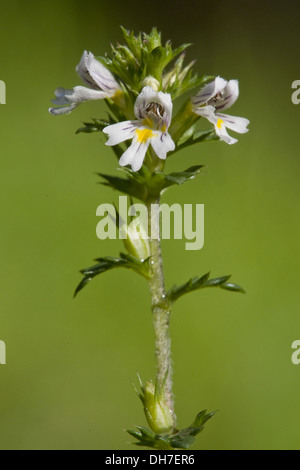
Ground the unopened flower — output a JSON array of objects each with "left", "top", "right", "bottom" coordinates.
[
  {"left": 192, "top": 77, "right": 249, "bottom": 145},
  {"left": 103, "top": 86, "right": 175, "bottom": 172},
  {"left": 49, "top": 51, "right": 122, "bottom": 115},
  {"left": 119, "top": 210, "right": 150, "bottom": 261},
  {"left": 141, "top": 76, "right": 160, "bottom": 91},
  {"left": 141, "top": 381, "right": 174, "bottom": 435}
]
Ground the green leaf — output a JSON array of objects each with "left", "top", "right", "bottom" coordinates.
[
  {"left": 135, "top": 426, "right": 156, "bottom": 441},
  {"left": 127, "top": 426, "right": 172, "bottom": 449},
  {"left": 98, "top": 172, "right": 146, "bottom": 200},
  {"left": 74, "top": 253, "right": 150, "bottom": 297},
  {"left": 220, "top": 282, "right": 246, "bottom": 293},
  {"left": 75, "top": 117, "right": 128, "bottom": 159},
  {"left": 171, "top": 43, "right": 193, "bottom": 61},
  {"left": 167, "top": 273, "right": 245, "bottom": 304},
  {"left": 176, "top": 124, "right": 197, "bottom": 147},
  {"left": 204, "top": 275, "right": 232, "bottom": 287},
  {"left": 166, "top": 69, "right": 215, "bottom": 100},
  {"left": 100, "top": 27, "right": 200, "bottom": 96},
  {"left": 75, "top": 119, "right": 110, "bottom": 135},
  {"left": 174, "top": 129, "right": 219, "bottom": 153},
  {"left": 162, "top": 165, "right": 205, "bottom": 188},
  {"left": 98, "top": 165, "right": 204, "bottom": 202},
  {"left": 127, "top": 410, "right": 215, "bottom": 450},
  {"left": 145, "top": 41, "right": 191, "bottom": 81},
  {"left": 167, "top": 273, "right": 210, "bottom": 303},
  {"left": 120, "top": 26, "right": 143, "bottom": 61},
  {"left": 193, "top": 410, "right": 216, "bottom": 428},
  {"left": 169, "top": 410, "right": 216, "bottom": 449}
]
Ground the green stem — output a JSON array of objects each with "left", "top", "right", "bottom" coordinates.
[{"left": 146, "top": 197, "right": 176, "bottom": 425}]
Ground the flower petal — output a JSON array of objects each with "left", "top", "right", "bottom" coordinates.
[
  {"left": 214, "top": 121, "right": 238, "bottom": 145},
  {"left": 134, "top": 86, "right": 173, "bottom": 129},
  {"left": 217, "top": 113, "right": 250, "bottom": 134},
  {"left": 192, "top": 104, "right": 216, "bottom": 120},
  {"left": 215, "top": 80, "right": 239, "bottom": 111},
  {"left": 56, "top": 86, "right": 108, "bottom": 104},
  {"left": 76, "top": 51, "right": 119, "bottom": 93},
  {"left": 119, "top": 138, "right": 150, "bottom": 172},
  {"left": 49, "top": 86, "right": 108, "bottom": 115},
  {"left": 51, "top": 87, "right": 74, "bottom": 105},
  {"left": 49, "top": 103, "right": 78, "bottom": 115},
  {"left": 191, "top": 76, "right": 228, "bottom": 107},
  {"left": 103, "top": 121, "right": 140, "bottom": 146},
  {"left": 150, "top": 132, "right": 175, "bottom": 160}
]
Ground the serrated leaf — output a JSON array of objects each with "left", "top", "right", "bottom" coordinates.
[
  {"left": 167, "top": 272, "right": 210, "bottom": 303},
  {"left": 127, "top": 409, "right": 215, "bottom": 450},
  {"left": 126, "top": 429, "right": 145, "bottom": 441},
  {"left": 174, "top": 129, "right": 218, "bottom": 153},
  {"left": 76, "top": 118, "right": 127, "bottom": 160},
  {"left": 169, "top": 434, "right": 196, "bottom": 449},
  {"left": 135, "top": 425, "right": 156, "bottom": 440},
  {"left": 120, "top": 26, "right": 143, "bottom": 61},
  {"left": 176, "top": 124, "right": 197, "bottom": 147},
  {"left": 167, "top": 273, "right": 245, "bottom": 304},
  {"left": 171, "top": 43, "right": 192, "bottom": 61},
  {"left": 126, "top": 427, "right": 172, "bottom": 450},
  {"left": 75, "top": 119, "right": 110, "bottom": 135},
  {"left": 74, "top": 253, "right": 150, "bottom": 297},
  {"left": 162, "top": 165, "right": 205, "bottom": 187},
  {"left": 220, "top": 282, "right": 246, "bottom": 293},
  {"left": 193, "top": 410, "right": 216, "bottom": 428},
  {"left": 169, "top": 410, "right": 215, "bottom": 449},
  {"left": 98, "top": 165, "right": 204, "bottom": 202},
  {"left": 204, "top": 275, "right": 231, "bottom": 287},
  {"left": 98, "top": 173, "right": 146, "bottom": 200},
  {"left": 168, "top": 72, "right": 215, "bottom": 100}
]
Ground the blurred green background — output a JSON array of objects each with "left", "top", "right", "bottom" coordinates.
[{"left": 1, "top": 0, "right": 300, "bottom": 450}]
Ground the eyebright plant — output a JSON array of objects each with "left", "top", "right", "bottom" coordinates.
[{"left": 49, "top": 27, "right": 249, "bottom": 450}]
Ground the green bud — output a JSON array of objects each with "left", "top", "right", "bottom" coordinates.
[
  {"left": 162, "top": 53, "right": 185, "bottom": 89},
  {"left": 122, "top": 217, "right": 150, "bottom": 262},
  {"left": 142, "top": 381, "right": 174, "bottom": 435},
  {"left": 141, "top": 76, "right": 160, "bottom": 91}
]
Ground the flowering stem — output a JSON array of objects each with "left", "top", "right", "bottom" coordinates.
[{"left": 146, "top": 197, "right": 176, "bottom": 426}]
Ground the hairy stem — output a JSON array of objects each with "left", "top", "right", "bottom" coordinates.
[{"left": 147, "top": 198, "right": 176, "bottom": 425}]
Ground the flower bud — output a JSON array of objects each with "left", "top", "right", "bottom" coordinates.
[
  {"left": 122, "top": 217, "right": 150, "bottom": 261},
  {"left": 141, "top": 76, "right": 160, "bottom": 92},
  {"left": 142, "top": 381, "right": 174, "bottom": 435}
]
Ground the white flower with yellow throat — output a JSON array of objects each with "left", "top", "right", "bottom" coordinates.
[
  {"left": 192, "top": 76, "right": 250, "bottom": 145},
  {"left": 49, "top": 51, "right": 122, "bottom": 115},
  {"left": 103, "top": 86, "right": 175, "bottom": 172}
]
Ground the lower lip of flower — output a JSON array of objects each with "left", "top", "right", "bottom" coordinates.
[
  {"left": 136, "top": 128, "right": 156, "bottom": 143},
  {"left": 216, "top": 118, "right": 224, "bottom": 129}
]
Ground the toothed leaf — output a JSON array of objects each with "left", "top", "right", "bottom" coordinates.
[
  {"left": 74, "top": 253, "right": 150, "bottom": 297},
  {"left": 167, "top": 273, "right": 245, "bottom": 304}
]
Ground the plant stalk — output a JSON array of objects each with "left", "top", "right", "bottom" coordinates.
[{"left": 146, "top": 197, "right": 176, "bottom": 425}]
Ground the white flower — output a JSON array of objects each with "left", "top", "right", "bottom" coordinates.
[
  {"left": 103, "top": 86, "right": 175, "bottom": 172},
  {"left": 191, "top": 77, "right": 249, "bottom": 145},
  {"left": 49, "top": 51, "right": 121, "bottom": 115}
]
